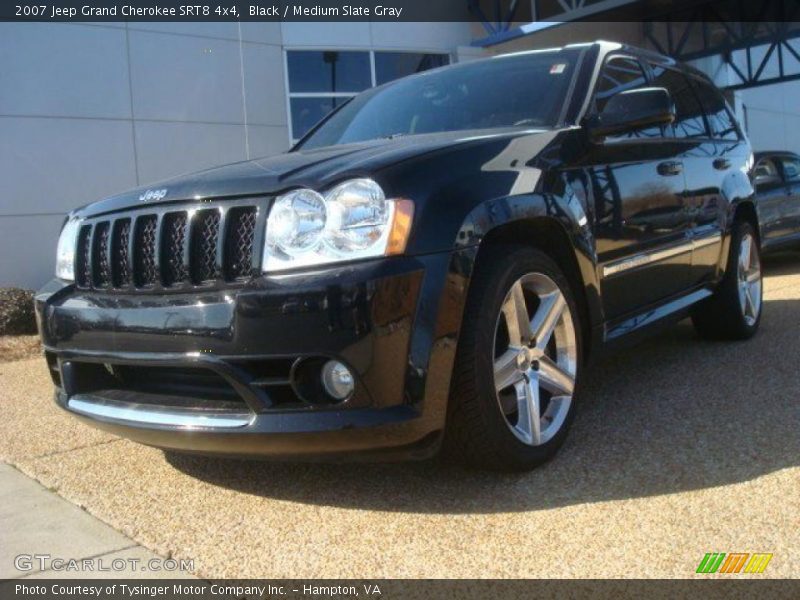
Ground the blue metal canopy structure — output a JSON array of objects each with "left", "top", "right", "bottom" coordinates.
[{"left": 470, "top": 0, "right": 800, "bottom": 90}]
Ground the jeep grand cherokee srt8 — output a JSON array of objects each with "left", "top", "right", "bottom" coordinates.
[{"left": 36, "top": 42, "right": 760, "bottom": 470}]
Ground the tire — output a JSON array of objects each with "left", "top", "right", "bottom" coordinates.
[
  {"left": 691, "top": 220, "right": 763, "bottom": 340},
  {"left": 443, "top": 245, "right": 583, "bottom": 471}
]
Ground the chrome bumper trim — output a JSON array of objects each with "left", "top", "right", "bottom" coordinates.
[{"left": 68, "top": 395, "right": 254, "bottom": 429}]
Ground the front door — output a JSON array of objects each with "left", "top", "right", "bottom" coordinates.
[
  {"left": 685, "top": 76, "right": 749, "bottom": 285},
  {"left": 583, "top": 55, "right": 692, "bottom": 321}
]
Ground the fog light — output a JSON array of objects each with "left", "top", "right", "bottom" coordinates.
[{"left": 321, "top": 360, "right": 354, "bottom": 401}]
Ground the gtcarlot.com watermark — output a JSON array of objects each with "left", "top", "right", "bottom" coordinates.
[{"left": 14, "top": 553, "right": 194, "bottom": 573}]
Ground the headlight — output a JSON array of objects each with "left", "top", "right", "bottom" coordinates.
[
  {"left": 267, "top": 188, "right": 327, "bottom": 256},
  {"left": 55, "top": 217, "right": 82, "bottom": 281},
  {"left": 263, "top": 179, "right": 413, "bottom": 272}
]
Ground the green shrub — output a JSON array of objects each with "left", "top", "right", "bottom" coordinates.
[{"left": 0, "top": 288, "right": 37, "bottom": 335}]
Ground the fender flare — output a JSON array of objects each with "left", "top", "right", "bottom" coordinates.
[{"left": 451, "top": 191, "right": 604, "bottom": 349}]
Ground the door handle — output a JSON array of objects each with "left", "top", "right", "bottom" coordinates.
[
  {"left": 657, "top": 161, "right": 683, "bottom": 176},
  {"left": 713, "top": 158, "right": 731, "bottom": 170}
]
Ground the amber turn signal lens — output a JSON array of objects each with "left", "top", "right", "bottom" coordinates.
[{"left": 386, "top": 199, "right": 414, "bottom": 256}]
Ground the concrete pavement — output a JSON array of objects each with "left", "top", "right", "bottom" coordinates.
[
  {"left": 1, "top": 252, "right": 799, "bottom": 579},
  {"left": 0, "top": 463, "right": 194, "bottom": 579}
]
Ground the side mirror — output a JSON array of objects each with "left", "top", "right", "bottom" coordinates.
[{"left": 588, "top": 87, "right": 675, "bottom": 139}]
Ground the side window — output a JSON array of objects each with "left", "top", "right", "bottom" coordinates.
[
  {"left": 594, "top": 56, "right": 648, "bottom": 113},
  {"left": 754, "top": 158, "right": 783, "bottom": 189},
  {"left": 649, "top": 65, "right": 708, "bottom": 139},
  {"left": 594, "top": 56, "right": 661, "bottom": 139},
  {"left": 779, "top": 156, "right": 800, "bottom": 183},
  {"left": 692, "top": 78, "right": 740, "bottom": 141}
]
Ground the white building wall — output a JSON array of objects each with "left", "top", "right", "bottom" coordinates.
[
  {"left": 0, "top": 22, "right": 287, "bottom": 289},
  {"left": 739, "top": 81, "right": 800, "bottom": 155},
  {"left": 282, "top": 21, "right": 473, "bottom": 50}
]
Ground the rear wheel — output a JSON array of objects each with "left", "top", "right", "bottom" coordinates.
[
  {"left": 444, "top": 245, "right": 582, "bottom": 471},
  {"left": 691, "top": 220, "right": 763, "bottom": 340}
]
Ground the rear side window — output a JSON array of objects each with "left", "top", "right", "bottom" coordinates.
[
  {"left": 754, "top": 158, "right": 782, "bottom": 188},
  {"left": 692, "top": 78, "right": 740, "bottom": 141},
  {"left": 649, "top": 65, "right": 708, "bottom": 139},
  {"left": 780, "top": 156, "right": 800, "bottom": 182}
]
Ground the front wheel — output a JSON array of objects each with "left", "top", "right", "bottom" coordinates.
[
  {"left": 443, "top": 245, "right": 582, "bottom": 471},
  {"left": 691, "top": 220, "right": 763, "bottom": 340}
]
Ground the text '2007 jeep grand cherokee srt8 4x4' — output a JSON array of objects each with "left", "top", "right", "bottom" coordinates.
[{"left": 37, "top": 41, "right": 761, "bottom": 471}]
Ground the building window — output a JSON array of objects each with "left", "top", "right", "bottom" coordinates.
[
  {"left": 286, "top": 50, "right": 450, "bottom": 143},
  {"left": 287, "top": 51, "right": 371, "bottom": 94}
]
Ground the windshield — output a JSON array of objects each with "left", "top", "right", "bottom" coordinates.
[{"left": 296, "top": 48, "right": 584, "bottom": 150}]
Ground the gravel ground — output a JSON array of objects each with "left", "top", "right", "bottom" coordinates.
[
  {"left": 1, "top": 253, "right": 799, "bottom": 579},
  {"left": 0, "top": 335, "right": 41, "bottom": 363}
]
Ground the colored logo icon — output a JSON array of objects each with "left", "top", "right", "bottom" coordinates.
[{"left": 696, "top": 553, "right": 773, "bottom": 574}]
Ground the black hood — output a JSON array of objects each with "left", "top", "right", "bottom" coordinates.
[{"left": 74, "top": 128, "right": 554, "bottom": 218}]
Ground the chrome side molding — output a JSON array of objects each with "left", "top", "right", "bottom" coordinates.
[
  {"left": 692, "top": 234, "right": 721, "bottom": 250},
  {"left": 602, "top": 233, "right": 722, "bottom": 278}
]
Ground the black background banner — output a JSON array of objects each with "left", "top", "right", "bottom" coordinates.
[
  {"left": 2, "top": 579, "right": 800, "bottom": 600},
  {"left": 3, "top": 0, "right": 798, "bottom": 22},
  {"left": 5, "top": 0, "right": 477, "bottom": 22}
]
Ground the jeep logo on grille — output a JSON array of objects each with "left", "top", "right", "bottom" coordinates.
[{"left": 139, "top": 188, "right": 168, "bottom": 202}]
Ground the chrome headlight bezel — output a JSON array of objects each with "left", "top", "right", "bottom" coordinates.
[
  {"left": 263, "top": 179, "right": 413, "bottom": 273},
  {"left": 55, "top": 217, "right": 82, "bottom": 281}
]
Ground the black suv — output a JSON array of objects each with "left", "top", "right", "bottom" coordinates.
[{"left": 37, "top": 41, "right": 760, "bottom": 470}]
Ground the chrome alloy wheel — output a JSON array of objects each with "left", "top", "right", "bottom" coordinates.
[
  {"left": 737, "top": 232, "right": 762, "bottom": 326},
  {"left": 492, "top": 273, "right": 578, "bottom": 446}
]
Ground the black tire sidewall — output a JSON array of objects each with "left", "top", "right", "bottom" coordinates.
[
  {"left": 461, "top": 246, "right": 583, "bottom": 468},
  {"left": 725, "top": 221, "right": 763, "bottom": 337},
  {"left": 691, "top": 220, "right": 763, "bottom": 341}
]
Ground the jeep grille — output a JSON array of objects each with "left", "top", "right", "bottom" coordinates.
[{"left": 75, "top": 199, "right": 266, "bottom": 291}]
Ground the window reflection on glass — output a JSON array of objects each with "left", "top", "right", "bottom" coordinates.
[
  {"left": 375, "top": 52, "right": 449, "bottom": 86},
  {"left": 692, "top": 78, "right": 740, "bottom": 141},
  {"left": 290, "top": 97, "right": 351, "bottom": 140},
  {"left": 596, "top": 57, "right": 661, "bottom": 139},
  {"left": 286, "top": 49, "right": 450, "bottom": 142},
  {"left": 650, "top": 66, "right": 708, "bottom": 139},
  {"left": 298, "top": 50, "right": 582, "bottom": 150},
  {"left": 287, "top": 51, "right": 371, "bottom": 93},
  {"left": 594, "top": 57, "right": 647, "bottom": 114}
]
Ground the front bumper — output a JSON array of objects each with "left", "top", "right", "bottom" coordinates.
[{"left": 36, "top": 252, "right": 471, "bottom": 460}]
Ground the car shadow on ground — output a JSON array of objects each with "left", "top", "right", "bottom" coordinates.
[{"left": 166, "top": 251, "right": 800, "bottom": 514}]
